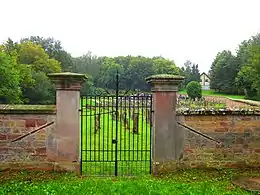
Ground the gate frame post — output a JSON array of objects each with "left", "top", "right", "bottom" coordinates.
[
  {"left": 146, "top": 74, "right": 184, "bottom": 175},
  {"left": 47, "top": 72, "right": 86, "bottom": 173}
]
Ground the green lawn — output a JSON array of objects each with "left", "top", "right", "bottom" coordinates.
[
  {"left": 80, "top": 97, "right": 152, "bottom": 176},
  {"left": 178, "top": 89, "right": 245, "bottom": 99},
  {"left": 1, "top": 169, "right": 259, "bottom": 194}
]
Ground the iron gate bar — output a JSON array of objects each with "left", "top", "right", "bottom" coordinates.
[
  {"left": 115, "top": 71, "right": 119, "bottom": 176},
  {"left": 80, "top": 98, "right": 83, "bottom": 175}
]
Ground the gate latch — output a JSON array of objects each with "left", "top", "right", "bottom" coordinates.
[{"left": 112, "top": 139, "right": 117, "bottom": 144}]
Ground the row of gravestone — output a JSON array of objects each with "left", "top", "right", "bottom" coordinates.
[{"left": 93, "top": 109, "right": 152, "bottom": 134}]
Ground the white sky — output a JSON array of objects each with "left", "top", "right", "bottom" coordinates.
[{"left": 0, "top": 0, "right": 259, "bottom": 73}]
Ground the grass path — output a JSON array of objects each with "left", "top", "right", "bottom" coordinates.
[
  {"left": 178, "top": 89, "right": 245, "bottom": 99},
  {"left": 1, "top": 169, "right": 259, "bottom": 194}
]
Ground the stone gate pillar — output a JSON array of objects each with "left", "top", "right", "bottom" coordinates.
[
  {"left": 146, "top": 74, "right": 184, "bottom": 174},
  {"left": 47, "top": 72, "right": 86, "bottom": 172}
]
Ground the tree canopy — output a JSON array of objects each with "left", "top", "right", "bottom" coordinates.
[
  {"left": 9, "top": 32, "right": 260, "bottom": 104},
  {"left": 1, "top": 37, "right": 194, "bottom": 104},
  {"left": 209, "top": 32, "right": 260, "bottom": 100}
]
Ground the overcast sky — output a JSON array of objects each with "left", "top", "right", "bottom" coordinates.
[{"left": 0, "top": 0, "right": 259, "bottom": 73}]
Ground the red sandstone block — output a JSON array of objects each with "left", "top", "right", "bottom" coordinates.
[
  {"left": 16, "top": 121, "right": 25, "bottom": 128},
  {"left": 233, "top": 148, "right": 243, "bottom": 153},
  {"left": 241, "top": 117, "right": 251, "bottom": 121},
  {"left": 0, "top": 147, "right": 8, "bottom": 152},
  {"left": 36, "top": 147, "right": 46, "bottom": 154},
  {"left": 36, "top": 119, "right": 47, "bottom": 126},
  {"left": 25, "top": 119, "right": 36, "bottom": 128},
  {"left": 0, "top": 134, "right": 6, "bottom": 140},
  {"left": 220, "top": 121, "right": 229, "bottom": 126},
  {"left": 26, "top": 148, "right": 35, "bottom": 153},
  {"left": 7, "top": 134, "right": 21, "bottom": 140},
  {"left": 0, "top": 116, "right": 9, "bottom": 120},
  {"left": 184, "top": 148, "right": 193, "bottom": 153},
  {"left": 215, "top": 127, "right": 228, "bottom": 132}
]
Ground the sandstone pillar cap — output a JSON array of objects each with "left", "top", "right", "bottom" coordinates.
[
  {"left": 48, "top": 72, "right": 87, "bottom": 91},
  {"left": 146, "top": 74, "right": 184, "bottom": 92}
]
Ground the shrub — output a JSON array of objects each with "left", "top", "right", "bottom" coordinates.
[{"left": 186, "top": 81, "right": 202, "bottom": 100}]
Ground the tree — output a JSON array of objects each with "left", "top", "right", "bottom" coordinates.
[
  {"left": 18, "top": 42, "right": 61, "bottom": 73},
  {"left": 181, "top": 60, "right": 200, "bottom": 87},
  {"left": 23, "top": 71, "right": 56, "bottom": 104},
  {"left": 235, "top": 66, "right": 258, "bottom": 99},
  {"left": 209, "top": 50, "right": 238, "bottom": 93},
  {"left": 126, "top": 56, "right": 154, "bottom": 91},
  {"left": 152, "top": 57, "right": 179, "bottom": 75},
  {"left": 95, "top": 57, "right": 124, "bottom": 90},
  {"left": 72, "top": 52, "right": 103, "bottom": 79},
  {"left": 186, "top": 81, "right": 202, "bottom": 100},
  {"left": 0, "top": 51, "right": 22, "bottom": 103},
  {"left": 21, "top": 36, "right": 73, "bottom": 71}
]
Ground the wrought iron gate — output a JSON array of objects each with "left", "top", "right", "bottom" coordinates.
[{"left": 80, "top": 73, "right": 153, "bottom": 176}]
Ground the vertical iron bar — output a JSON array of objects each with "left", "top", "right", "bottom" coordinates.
[
  {"left": 94, "top": 96, "right": 96, "bottom": 175},
  {"left": 128, "top": 93, "right": 131, "bottom": 175},
  {"left": 80, "top": 96, "right": 83, "bottom": 175},
  {"left": 136, "top": 96, "right": 140, "bottom": 173},
  {"left": 124, "top": 95, "right": 127, "bottom": 176},
  {"left": 145, "top": 96, "right": 148, "bottom": 173},
  {"left": 115, "top": 71, "right": 119, "bottom": 176},
  {"left": 111, "top": 96, "right": 114, "bottom": 176},
  {"left": 107, "top": 96, "right": 110, "bottom": 175},
  {"left": 103, "top": 96, "right": 105, "bottom": 175},
  {"left": 149, "top": 95, "right": 153, "bottom": 174},
  {"left": 98, "top": 96, "right": 101, "bottom": 175},
  {"left": 119, "top": 96, "right": 123, "bottom": 175},
  {"left": 86, "top": 97, "right": 88, "bottom": 175},
  {"left": 132, "top": 95, "right": 135, "bottom": 175},
  {"left": 89, "top": 96, "right": 92, "bottom": 174},
  {"left": 141, "top": 96, "right": 144, "bottom": 173}
]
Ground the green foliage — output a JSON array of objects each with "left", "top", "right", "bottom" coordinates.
[
  {"left": 21, "top": 36, "right": 73, "bottom": 71},
  {"left": 235, "top": 66, "right": 258, "bottom": 99},
  {"left": 0, "top": 51, "right": 22, "bottom": 103},
  {"left": 73, "top": 54, "right": 181, "bottom": 93},
  {"left": 186, "top": 81, "right": 202, "bottom": 100},
  {"left": 18, "top": 42, "right": 61, "bottom": 73},
  {"left": 210, "top": 32, "right": 260, "bottom": 100},
  {"left": 23, "top": 71, "right": 56, "bottom": 104},
  {"left": 0, "top": 36, "right": 192, "bottom": 104},
  {"left": 180, "top": 60, "right": 200, "bottom": 87},
  {"left": 209, "top": 50, "right": 238, "bottom": 94},
  {"left": 0, "top": 169, "right": 258, "bottom": 194},
  {"left": 0, "top": 38, "right": 61, "bottom": 104}
]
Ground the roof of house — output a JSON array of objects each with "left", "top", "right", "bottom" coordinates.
[{"left": 200, "top": 72, "right": 210, "bottom": 79}]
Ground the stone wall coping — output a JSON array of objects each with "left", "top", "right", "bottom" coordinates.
[
  {"left": 146, "top": 74, "right": 185, "bottom": 83},
  {"left": 176, "top": 109, "right": 260, "bottom": 116},
  {"left": 0, "top": 104, "right": 56, "bottom": 114},
  {"left": 48, "top": 72, "right": 87, "bottom": 80}
]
